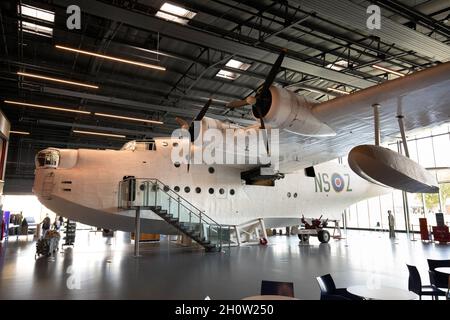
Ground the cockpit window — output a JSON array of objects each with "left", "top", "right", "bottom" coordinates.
[{"left": 36, "top": 149, "right": 60, "bottom": 168}]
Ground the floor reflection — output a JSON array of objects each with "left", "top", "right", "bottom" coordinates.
[{"left": 0, "top": 229, "right": 448, "bottom": 299}]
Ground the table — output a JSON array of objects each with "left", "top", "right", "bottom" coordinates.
[
  {"left": 347, "top": 285, "right": 418, "bottom": 300},
  {"left": 241, "top": 295, "right": 299, "bottom": 300},
  {"left": 435, "top": 267, "right": 450, "bottom": 274}
]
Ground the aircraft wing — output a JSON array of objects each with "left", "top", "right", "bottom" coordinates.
[{"left": 277, "top": 61, "right": 450, "bottom": 173}]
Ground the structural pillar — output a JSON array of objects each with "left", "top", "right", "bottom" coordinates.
[
  {"left": 134, "top": 207, "right": 141, "bottom": 257},
  {"left": 396, "top": 141, "right": 411, "bottom": 237},
  {"left": 397, "top": 115, "right": 410, "bottom": 158}
]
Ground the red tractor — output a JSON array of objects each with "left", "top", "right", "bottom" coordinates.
[{"left": 297, "top": 215, "right": 331, "bottom": 243}]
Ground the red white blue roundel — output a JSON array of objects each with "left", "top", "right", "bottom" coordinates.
[{"left": 331, "top": 173, "right": 345, "bottom": 192}]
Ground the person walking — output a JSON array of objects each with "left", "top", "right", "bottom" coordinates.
[
  {"left": 388, "top": 210, "right": 395, "bottom": 239},
  {"left": 41, "top": 214, "right": 51, "bottom": 238}
]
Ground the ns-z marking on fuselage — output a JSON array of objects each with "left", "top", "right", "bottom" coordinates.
[{"left": 314, "top": 173, "right": 352, "bottom": 193}]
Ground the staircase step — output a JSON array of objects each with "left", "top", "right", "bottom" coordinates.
[
  {"left": 205, "top": 244, "right": 219, "bottom": 252},
  {"left": 190, "top": 232, "right": 200, "bottom": 238},
  {"left": 168, "top": 218, "right": 179, "bottom": 224}
]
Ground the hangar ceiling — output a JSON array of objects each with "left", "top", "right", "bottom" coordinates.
[{"left": 0, "top": 0, "right": 449, "bottom": 192}]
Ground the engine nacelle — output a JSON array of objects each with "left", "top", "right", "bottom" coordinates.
[{"left": 261, "top": 87, "right": 336, "bottom": 137}]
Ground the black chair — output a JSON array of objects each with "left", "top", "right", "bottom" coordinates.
[
  {"left": 261, "top": 280, "right": 294, "bottom": 297},
  {"left": 406, "top": 264, "right": 443, "bottom": 300},
  {"left": 316, "top": 274, "right": 363, "bottom": 300},
  {"left": 428, "top": 270, "right": 447, "bottom": 300},
  {"left": 427, "top": 259, "right": 450, "bottom": 289}
]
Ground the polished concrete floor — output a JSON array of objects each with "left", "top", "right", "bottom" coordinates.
[{"left": 0, "top": 229, "right": 448, "bottom": 300}]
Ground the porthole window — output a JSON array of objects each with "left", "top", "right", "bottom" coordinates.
[
  {"left": 174, "top": 162, "right": 180, "bottom": 168},
  {"left": 162, "top": 142, "right": 168, "bottom": 147},
  {"left": 184, "top": 186, "right": 190, "bottom": 193},
  {"left": 219, "top": 188, "right": 225, "bottom": 195},
  {"left": 287, "top": 192, "right": 291, "bottom": 198},
  {"left": 195, "top": 187, "right": 201, "bottom": 194},
  {"left": 174, "top": 186, "right": 180, "bottom": 192},
  {"left": 209, "top": 188, "right": 214, "bottom": 194},
  {"left": 208, "top": 167, "right": 215, "bottom": 174},
  {"left": 139, "top": 184, "right": 146, "bottom": 191},
  {"left": 294, "top": 193, "right": 298, "bottom": 198},
  {"left": 163, "top": 185, "right": 170, "bottom": 192},
  {"left": 173, "top": 142, "right": 179, "bottom": 147},
  {"left": 230, "top": 189, "right": 235, "bottom": 195}
]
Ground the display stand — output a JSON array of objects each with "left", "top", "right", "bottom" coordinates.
[{"left": 62, "top": 219, "right": 76, "bottom": 247}]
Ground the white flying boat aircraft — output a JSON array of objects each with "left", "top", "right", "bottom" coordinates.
[{"left": 32, "top": 50, "right": 450, "bottom": 251}]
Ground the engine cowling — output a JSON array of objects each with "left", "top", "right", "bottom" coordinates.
[{"left": 257, "top": 87, "right": 336, "bottom": 137}]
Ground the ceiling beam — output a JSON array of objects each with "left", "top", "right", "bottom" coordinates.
[
  {"left": 290, "top": 0, "right": 450, "bottom": 62},
  {"left": 52, "top": 0, "right": 375, "bottom": 89},
  {"left": 40, "top": 87, "right": 256, "bottom": 125},
  {"left": 33, "top": 119, "right": 167, "bottom": 137}
]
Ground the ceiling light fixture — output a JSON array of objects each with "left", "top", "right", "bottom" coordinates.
[
  {"left": 55, "top": 45, "right": 166, "bottom": 71},
  {"left": 4, "top": 100, "right": 91, "bottom": 114},
  {"left": 327, "top": 87, "right": 350, "bottom": 95},
  {"left": 17, "top": 72, "right": 99, "bottom": 89},
  {"left": 373, "top": 65, "right": 405, "bottom": 77},
  {"left": 9, "top": 130, "right": 30, "bottom": 135},
  {"left": 94, "top": 113, "right": 164, "bottom": 125},
  {"left": 73, "top": 130, "right": 126, "bottom": 139}
]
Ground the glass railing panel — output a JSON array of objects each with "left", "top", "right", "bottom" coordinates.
[{"left": 118, "top": 178, "right": 230, "bottom": 250}]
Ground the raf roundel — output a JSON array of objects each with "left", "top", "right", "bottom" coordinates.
[{"left": 331, "top": 173, "right": 345, "bottom": 192}]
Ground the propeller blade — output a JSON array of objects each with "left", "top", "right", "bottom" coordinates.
[
  {"left": 194, "top": 98, "right": 212, "bottom": 121},
  {"left": 226, "top": 96, "right": 257, "bottom": 108},
  {"left": 252, "top": 105, "right": 270, "bottom": 155},
  {"left": 175, "top": 117, "right": 189, "bottom": 129},
  {"left": 189, "top": 98, "right": 212, "bottom": 142},
  {"left": 187, "top": 140, "right": 191, "bottom": 173},
  {"left": 226, "top": 99, "right": 249, "bottom": 108},
  {"left": 253, "top": 104, "right": 266, "bottom": 130},
  {"left": 261, "top": 49, "right": 287, "bottom": 95}
]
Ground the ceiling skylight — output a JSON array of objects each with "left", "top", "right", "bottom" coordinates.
[
  {"left": 216, "top": 70, "right": 239, "bottom": 80},
  {"left": 18, "top": 4, "right": 54, "bottom": 37},
  {"left": 216, "top": 59, "right": 251, "bottom": 80},
  {"left": 225, "top": 59, "right": 251, "bottom": 71},
  {"left": 156, "top": 3, "right": 197, "bottom": 25},
  {"left": 326, "top": 60, "right": 349, "bottom": 71},
  {"left": 20, "top": 21, "right": 53, "bottom": 37}
]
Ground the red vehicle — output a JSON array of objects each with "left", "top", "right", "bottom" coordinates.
[{"left": 296, "top": 215, "right": 330, "bottom": 243}]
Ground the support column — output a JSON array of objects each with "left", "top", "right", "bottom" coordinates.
[
  {"left": 373, "top": 104, "right": 381, "bottom": 146},
  {"left": 396, "top": 141, "right": 410, "bottom": 237},
  {"left": 134, "top": 207, "right": 141, "bottom": 257},
  {"left": 397, "top": 115, "right": 410, "bottom": 158},
  {"left": 402, "top": 191, "right": 411, "bottom": 238},
  {"left": 235, "top": 226, "right": 241, "bottom": 246},
  {"left": 260, "top": 218, "right": 268, "bottom": 239}
]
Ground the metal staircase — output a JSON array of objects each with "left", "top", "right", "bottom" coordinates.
[{"left": 118, "top": 178, "right": 230, "bottom": 252}]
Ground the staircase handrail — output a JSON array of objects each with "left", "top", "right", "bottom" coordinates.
[{"left": 119, "top": 177, "right": 222, "bottom": 227}]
